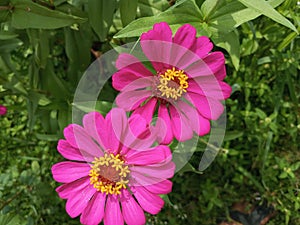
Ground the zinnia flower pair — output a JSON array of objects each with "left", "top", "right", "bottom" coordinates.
[{"left": 52, "top": 22, "right": 231, "bottom": 225}]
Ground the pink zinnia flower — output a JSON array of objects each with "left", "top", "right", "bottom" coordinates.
[
  {"left": 52, "top": 108, "right": 175, "bottom": 225},
  {"left": 112, "top": 22, "right": 231, "bottom": 144},
  {"left": 0, "top": 105, "right": 7, "bottom": 115}
]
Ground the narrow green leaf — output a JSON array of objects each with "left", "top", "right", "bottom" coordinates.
[
  {"left": 0, "top": 39, "right": 22, "bottom": 53},
  {"left": 114, "top": 0, "right": 208, "bottom": 38},
  {"left": 11, "top": 0, "right": 87, "bottom": 29},
  {"left": 88, "top": 0, "right": 117, "bottom": 41},
  {"left": 35, "top": 133, "right": 59, "bottom": 141},
  {"left": 278, "top": 31, "right": 298, "bottom": 51},
  {"left": 120, "top": 0, "right": 138, "bottom": 26},
  {"left": 72, "top": 101, "right": 113, "bottom": 116},
  {"left": 0, "top": 31, "right": 18, "bottom": 40},
  {"left": 238, "top": 0, "right": 298, "bottom": 33}
]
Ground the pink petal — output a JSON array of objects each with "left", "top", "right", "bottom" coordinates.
[
  {"left": 125, "top": 145, "right": 171, "bottom": 166},
  {"left": 83, "top": 111, "right": 106, "bottom": 153},
  {"left": 203, "top": 52, "right": 225, "bottom": 75},
  {"left": 52, "top": 161, "right": 90, "bottom": 183},
  {"left": 104, "top": 195, "right": 124, "bottom": 225},
  {"left": 104, "top": 108, "right": 128, "bottom": 154},
  {"left": 188, "top": 78, "right": 231, "bottom": 100},
  {"left": 130, "top": 171, "right": 165, "bottom": 187},
  {"left": 144, "top": 180, "right": 173, "bottom": 195},
  {"left": 157, "top": 104, "right": 173, "bottom": 144},
  {"left": 141, "top": 22, "right": 173, "bottom": 71},
  {"left": 56, "top": 177, "right": 90, "bottom": 199},
  {"left": 130, "top": 161, "right": 175, "bottom": 179},
  {"left": 192, "top": 36, "right": 213, "bottom": 58},
  {"left": 66, "top": 183, "right": 96, "bottom": 218},
  {"left": 169, "top": 105, "right": 194, "bottom": 141},
  {"left": 173, "top": 24, "right": 197, "bottom": 50},
  {"left": 57, "top": 140, "right": 86, "bottom": 161},
  {"left": 131, "top": 98, "right": 157, "bottom": 124},
  {"left": 171, "top": 24, "right": 197, "bottom": 66},
  {"left": 120, "top": 77, "right": 153, "bottom": 92},
  {"left": 64, "top": 124, "right": 102, "bottom": 159},
  {"left": 186, "top": 52, "right": 226, "bottom": 78},
  {"left": 187, "top": 92, "right": 224, "bottom": 120},
  {"left": 176, "top": 100, "right": 211, "bottom": 136},
  {"left": 80, "top": 192, "right": 106, "bottom": 225},
  {"left": 121, "top": 114, "right": 153, "bottom": 154},
  {"left": 130, "top": 185, "right": 164, "bottom": 215},
  {"left": 121, "top": 190, "right": 146, "bottom": 225},
  {"left": 115, "top": 90, "right": 152, "bottom": 111}
]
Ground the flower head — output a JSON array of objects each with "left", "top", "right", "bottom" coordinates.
[
  {"left": 112, "top": 22, "right": 231, "bottom": 144},
  {"left": 0, "top": 105, "right": 7, "bottom": 115},
  {"left": 52, "top": 108, "right": 175, "bottom": 225}
]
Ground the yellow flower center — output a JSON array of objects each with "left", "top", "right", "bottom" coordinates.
[
  {"left": 89, "top": 153, "right": 130, "bottom": 195},
  {"left": 157, "top": 67, "right": 189, "bottom": 100}
]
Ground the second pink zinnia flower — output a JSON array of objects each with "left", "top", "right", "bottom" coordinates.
[
  {"left": 112, "top": 22, "right": 232, "bottom": 144},
  {"left": 52, "top": 108, "right": 175, "bottom": 225}
]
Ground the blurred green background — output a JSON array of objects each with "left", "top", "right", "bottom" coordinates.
[{"left": 0, "top": 0, "right": 299, "bottom": 224}]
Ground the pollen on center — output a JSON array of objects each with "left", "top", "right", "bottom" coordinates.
[
  {"left": 89, "top": 153, "right": 130, "bottom": 195},
  {"left": 156, "top": 67, "right": 189, "bottom": 100}
]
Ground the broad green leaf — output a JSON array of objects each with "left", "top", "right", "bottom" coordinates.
[
  {"left": 210, "top": 0, "right": 284, "bottom": 33},
  {"left": 120, "top": 0, "right": 138, "bottom": 26},
  {"left": 114, "top": 0, "right": 209, "bottom": 38},
  {"left": 88, "top": 0, "right": 117, "bottom": 41},
  {"left": 64, "top": 26, "right": 92, "bottom": 82},
  {"left": 11, "top": 0, "right": 87, "bottom": 29},
  {"left": 212, "top": 30, "right": 240, "bottom": 70},
  {"left": 238, "top": 0, "right": 298, "bottom": 33},
  {"left": 200, "top": 0, "right": 225, "bottom": 20},
  {"left": 40, "top": 60, "right": 70, "bottom": 99}
]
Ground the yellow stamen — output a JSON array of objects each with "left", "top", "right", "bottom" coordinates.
[
  {"left": 157, "top": 67, "right": 189, "bottom": 100},
  {"left": 89, "top": 153, "right": 130, "bottom": 195}
]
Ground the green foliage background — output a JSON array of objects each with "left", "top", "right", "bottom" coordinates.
[{"left": 0, "top": 0, "right": 299, "bottom": 224}]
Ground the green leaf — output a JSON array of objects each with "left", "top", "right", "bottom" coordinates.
[
  {"left": 72, "top": 101, "right": 113, "bottom": 115},
  {"left": 35, "top": 133, "right": 59, "bottom": 141},
  {"left": 212, "top": 30, "right": 240, "bottom": 70},
  {"left": 209, "top": 0, "right": 284, "bottom": 33},
  {"left": 11, "top": 0, "right": 87, "bottom": 29},
  {"left": 120, "top": 0, "right": 138, "bottom": 26},
  {"left": 0, "top": 31, "right": 18, "bottom": 40},
  {"left": 200, "top": 0, "right": 225, "bottom": 20},
  {"left": 0, "top": 213, "right": 20, "bottom": 225},
  {"left": 278, "top": 31, "right": 298, "bottom": 51},
  {"left": 138, "top": 0, "right": 169, "bottom": 17},
  {"left": 238, "top": 0, "right": 298, "bottom": 33},
  {"left": 179, "top": 162, "right": 203, "bottom": 174},
  {"left": 114, "top": 0, "right": 210, "bottom": 38},
  {"left": 224, "top": 131, "right": 244, "bottom": 141},
  {"left": 88, "top": 0, "right": 117, "bottom": 41},
  {"left": 0, "top": 39, "right": 22, "bottom": 53}
]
